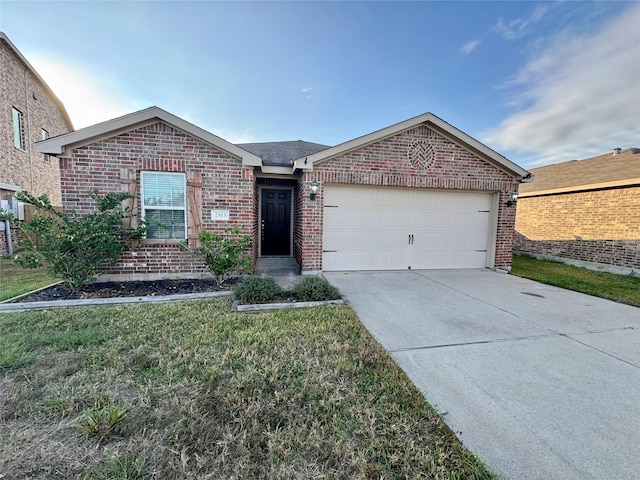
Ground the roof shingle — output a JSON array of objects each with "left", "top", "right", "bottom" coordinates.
[
  {"left": 237, "top": 140, "right": 330, "bottom": 167},
  {"left": 519, "top": 148, "right": 640, "bottom": 195}
]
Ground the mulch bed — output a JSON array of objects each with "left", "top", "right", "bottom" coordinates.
[{"left": 10, "top": 278, "right": 233, "bottom": 303}]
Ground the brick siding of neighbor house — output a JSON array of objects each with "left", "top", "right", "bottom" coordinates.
[
  {"left": 1, "top": 34, "right": 71, "bottom": 253},
  {"left": 297, "top": 124, "right": 519, "bottom": 272},
  {"left": 1, "top": 37, "right": 70, "bottom": 205},
  {"left": 515, "top": 186, "right": 640, "bottom": 269},
  {"left": 59, "top": 121, "right": 255, "bottom": 280}
]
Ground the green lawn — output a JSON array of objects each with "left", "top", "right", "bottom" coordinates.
[
  {"left": 0, "top": 299, "right": 495, "bottom": 479},
  {"left": 0, "top": 257, "right": 58, "bottom": 302},
  {"left": 511, "top": 254, "right": 640, "bottom": 307}
]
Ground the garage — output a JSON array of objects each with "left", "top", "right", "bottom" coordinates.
[{"left": 322, "top": 184, "right": 496, "bottom": 271}]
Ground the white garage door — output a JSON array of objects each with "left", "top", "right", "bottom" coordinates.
[{"left": 322, "top": 185, "right": 495, "bottom": 271}]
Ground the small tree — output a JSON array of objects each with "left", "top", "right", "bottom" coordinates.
[
  {"left": 7, "top": 190, "right": 145, "bottom": 291},
  {"left": 181, "top": 227, "right": 253, "bottom": 286}
]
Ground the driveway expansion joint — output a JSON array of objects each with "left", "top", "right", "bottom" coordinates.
[{"left": 389, "top": 326, "right": 637, "bottom": 354}]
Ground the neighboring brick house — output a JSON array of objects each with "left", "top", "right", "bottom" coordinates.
[
  {"left": 515, "top": 148, "right": 640, "bottom": 273},
  {"left": 1, "top": 32, "right": 73, "bottom": 253},
  {"left": 38, "top": 106, "right": 530, "bottom": 280}
]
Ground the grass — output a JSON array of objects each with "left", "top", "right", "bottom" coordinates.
[
  {"left": 0, "top": 257, "right": 58, "bottom": 302},
  {"left": 0, "top": 298, "right": 495, "bottom": 479},
  {"left": 511, "top": 254, "right": 640, "bottom": 307}
]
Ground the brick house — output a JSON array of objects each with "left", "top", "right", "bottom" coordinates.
[
  {"left": 1, "top": 32, "right": 73, "bottom": 253},
  {"left": 38, "top": 106, "right": 530, "bottom": 280},
  {"left": 515, "top": 148, "right": 640, "bottom": 273}
]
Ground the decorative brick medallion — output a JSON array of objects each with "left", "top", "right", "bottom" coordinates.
[{"left": 407, "top": 140, "right": 435, "bottom": 170}]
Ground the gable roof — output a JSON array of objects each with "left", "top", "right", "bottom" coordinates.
[
  {"left": 37, "top": 106, "right": 262, "bottom": 166},
  {"left": 292, "top": 112, "right": 531, "bottom": 181},
  {"left": 519, "top": 148, "right": 640, "bottom": 197},
  {"left": 238, "top": 140, "right": 330, "bottom": 167},
  {"left": 1, "top": 32, "right": 73, "bottom": 131}
]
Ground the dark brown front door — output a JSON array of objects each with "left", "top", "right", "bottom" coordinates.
[{"left": 261, "top": 189, "right": 291, "bottom": 256}]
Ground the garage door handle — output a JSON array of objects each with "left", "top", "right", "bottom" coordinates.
[{"left": 408, "top": 234, "right": 414, "bottom": 245}]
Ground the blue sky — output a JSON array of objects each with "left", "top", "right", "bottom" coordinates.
[{"left": 3, "top": 1, "right": 639, "bottom": 169}]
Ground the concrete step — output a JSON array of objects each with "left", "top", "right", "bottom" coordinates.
[
  {"left": 254, "top": 257, "right": 302, "bottom": 290},
  {"left": 254, "top": 257, "right": 301, "bottom": 276}
]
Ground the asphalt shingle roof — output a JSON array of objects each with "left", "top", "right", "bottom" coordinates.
[
  {"left": 237, "top": 140, "right": 331, "bottom": 167},
  {"left": 520, "top": 148, "right": 640, "bottom": 194}
]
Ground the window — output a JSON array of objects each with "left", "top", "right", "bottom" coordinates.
[
  {"left": 12, "top": 108, "right": 24, "bottom": 149},
  {"left": 41, "top": 129, "right": 50, "bottom": 162},
  {"left": 141, "top": 171, "right": 187, "bottom": 239}
]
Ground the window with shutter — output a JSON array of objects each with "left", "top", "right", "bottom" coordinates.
[{"left": 141, "top": 171, "right": 187, "bottom": 239}]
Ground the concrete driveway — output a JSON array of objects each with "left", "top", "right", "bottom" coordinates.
[{"left": 324, "top": 270, "right": 640, "bottom": 480}]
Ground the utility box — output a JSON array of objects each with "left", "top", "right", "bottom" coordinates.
[{"left": 1, "top": 196, "right": 25, "bottom": 220}]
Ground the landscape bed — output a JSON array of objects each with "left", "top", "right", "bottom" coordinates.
[{"left": 5, "top": 278, "right": 224, "bottom": 303}]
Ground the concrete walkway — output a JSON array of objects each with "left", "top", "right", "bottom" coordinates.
[
  {"left": 325, "top": 270, "right": 640, "bottom": 480},
  {"left": 254, "top": 257, "right": 303, "bottom": 289}
]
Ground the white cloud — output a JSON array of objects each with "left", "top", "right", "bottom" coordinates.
[
  {"left": 461, "top": 39, "right": 480, "bottom": 55},
  {"left": 397, "top": 103, "right": 415, "bottom": 111},
  {"left": 484, "top": 4, "right": 640, "bottom": 167},
  {"left": 301, "top": 85, "right": 316, "bottom": 99},
  {"left": 26, "top": 54, "right": 143, "bottom": 129},
  {"left": 493, "top": 4, "right": 550, "bottom": 40}
]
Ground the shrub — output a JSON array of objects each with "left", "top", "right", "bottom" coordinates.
[
  {"left": 292, "top": 276, "right": 340, "bottom": 302},
  {"left": 5, "top": 190, "right": 145, "bottom": 291},
  {"left": 80, "top": 454, "right": 148, "bottom": 480},
  {"left": 181, "top": 227, "right": 253, "bottom": 287},
  {"left": 73, "top": 403, "right": 129, "bottom": 444},
  {"left": 233, "top": 276, "right": 284, "bottom": 304}
]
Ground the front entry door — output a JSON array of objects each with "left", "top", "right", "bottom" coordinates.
[{"left": 261, "top": 189, "right": 291, "bottom": 256}]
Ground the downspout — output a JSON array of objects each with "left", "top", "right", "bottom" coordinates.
[
  {"left": 24, "top": 69, "right": 34, "bottom": 192},
  {"left": 4, "top": 220, "right": 13, "bottom": 254}
]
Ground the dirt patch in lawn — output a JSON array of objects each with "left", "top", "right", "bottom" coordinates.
[{"left": 8, "top": 278, "right": 234, "bottom": 303}]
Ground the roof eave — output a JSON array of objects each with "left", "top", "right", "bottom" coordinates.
[
  {"left": 520, "top": 177, "right": 640, "bottom": 197},
  {"left": 0, "top": 182, "right": 22, "bottom": 192},
  {"left": 36, "top": 106, "right": 263, "bottom": 165},
  {"left": 293, "top": 112, "right": 531, "bottom": 180},
  {"left": 260, "top": 165, "right": 296, "bottom": 175}
]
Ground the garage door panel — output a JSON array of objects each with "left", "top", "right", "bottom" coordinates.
[
  {"left": 325, "top": 229, "right": 406, "bottom": 249},
  {"left": 323, "top": 185, "right": 494, "bottom": 271}
]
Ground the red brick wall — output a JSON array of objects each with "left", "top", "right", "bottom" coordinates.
[
  {"left": 293, "top": 179, "right": 305, "bottom": 268},
  {"left": 515, "top": 186, "right": 640, "bottom": 269},
  {"left": 299, "top": 124, "right": 519, "bottom": 271},
  {"left": 59, "top": 121, "right": 255, "bottom": 279},
  {"left": 297, "top": 175, "right": 324, "bottom": 271}
]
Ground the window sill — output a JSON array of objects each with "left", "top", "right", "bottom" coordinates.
[{"left": 139, "top": 239, "right": 185, "bottom": 246}]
